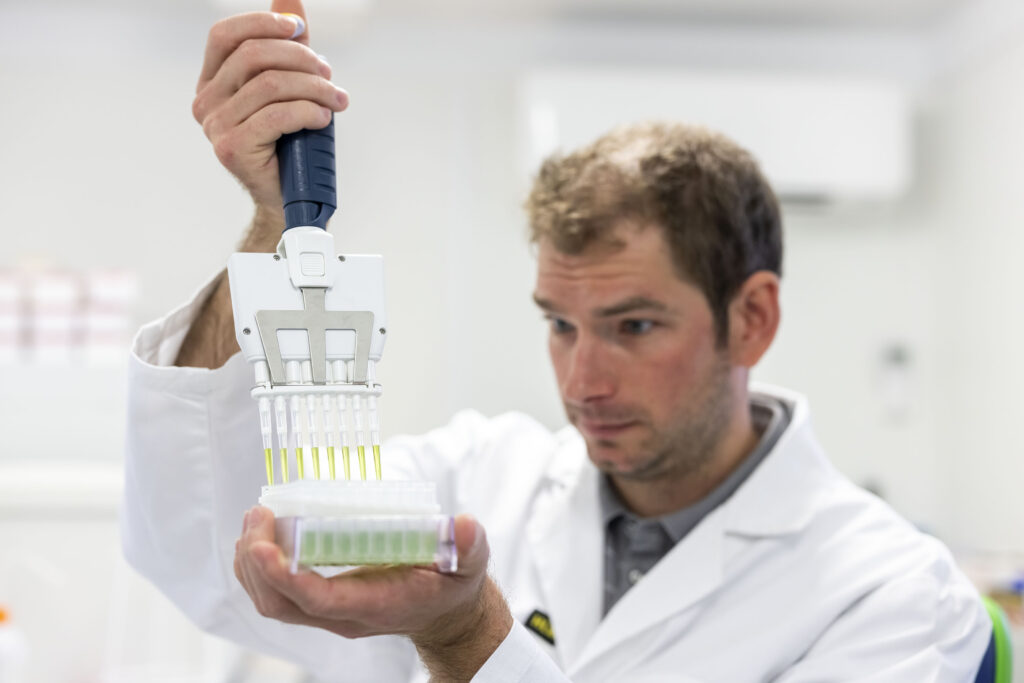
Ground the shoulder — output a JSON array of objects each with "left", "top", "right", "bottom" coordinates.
[
  {"left": 737, "top": 384, "right": 984, "bottom": 623},
  {"left": 790, "top": 486, "right": 990, "bottom": 675},
  {"left": 729, "top": 388, "right": 989, "bottom": 673}
]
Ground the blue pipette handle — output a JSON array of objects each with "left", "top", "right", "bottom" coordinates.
[{"left": 277, "top": 116, "right": 337, "bottom": 232}]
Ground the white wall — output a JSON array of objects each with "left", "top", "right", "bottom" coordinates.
[
  {"left": 924, "top": 34, "right": 1024, "bottom": 552},
  {"left": 754, "top": 208, "right": 945, "bottom": 530}
]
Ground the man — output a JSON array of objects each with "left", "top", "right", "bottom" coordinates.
[{"left": 122, "top": 2, "right": 992, "bottom": 681}]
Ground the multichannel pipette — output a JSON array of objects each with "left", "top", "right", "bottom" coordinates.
[{"left": 225, "top": 34, "right": 455, "bottom": 573}]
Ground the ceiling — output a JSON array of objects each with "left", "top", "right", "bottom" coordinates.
[
  {"left": 10, "top": 0, "right": 974, "bottom": 31},
  {"left": 327, "top": 0, "right": 969, "bottom": 28}
]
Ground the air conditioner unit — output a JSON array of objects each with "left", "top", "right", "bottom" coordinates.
[{"left": 518, "top": 69, "right": 912, "bottom": 205}]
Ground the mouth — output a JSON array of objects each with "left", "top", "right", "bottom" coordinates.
[{"left": 576, "top": 418, "right": 639, "bottom": 440}]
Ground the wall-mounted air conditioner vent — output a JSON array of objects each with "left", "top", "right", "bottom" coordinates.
[{"left": 519, "top": 69, "right": 912, "bottom": 206}]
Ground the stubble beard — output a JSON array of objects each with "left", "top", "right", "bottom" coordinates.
[{"left": 588, "top": 352, "right": 734, "bottom": 483}]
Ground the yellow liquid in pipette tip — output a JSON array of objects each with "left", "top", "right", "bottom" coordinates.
[
  {"left": 327, "top": 446, "right": 336, "bottom": 480},
  {"left": 311, "top": 447, "right": 321, "bottom": 479},
  {"left": 373, "top": 444, "right": 382, "bottom": 480},
  {"left": 296, "top": 448, "right": 305, "bottom": 479},
  {"left": 357, "top": 445, "right": 367, "bottom": 480},
  {"left": 264, "top": 447, "right": 274, "bottom": 485},
  {"left": 280, "top": 448, "right": 289, "bottom": 483},
  {"left": 342, "top": 446, "right": 351, "bottom": 480}
]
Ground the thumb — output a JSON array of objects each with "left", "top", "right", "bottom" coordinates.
[
  {"left": 270, "top": 0, "right": 310, "bottom": 45},
  {"left": 453, "top": 514, "right": 490, "bottom": 576}
]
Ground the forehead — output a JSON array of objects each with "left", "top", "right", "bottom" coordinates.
[{"left": 534, "top": 224, "right": 698, "bottom": 309}]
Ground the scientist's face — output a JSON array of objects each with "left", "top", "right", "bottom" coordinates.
[{"left": 533, "top": 222, "right": 734, "bottom": 481}]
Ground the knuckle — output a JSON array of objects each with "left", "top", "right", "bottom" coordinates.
[
  {"left": 207, "top": 19, "right": 231, "bottom": 48},
  {"left": 237, "top": 38, "right": 263, "bottom": 63},
  {"left": 192, "top": 92, "right": 208, "bottom": 124},
  {"left": 202, "top": 114, "right": 221, "bottom": 143},
  {"left": 257, "top": 69, "right": 283, "bottom": 97},
  {"left": 212, "top": 133, "right": 237, "bottom": 165},
  {"left": 260, "top": 105, "right": 283, "bottom": 130}
]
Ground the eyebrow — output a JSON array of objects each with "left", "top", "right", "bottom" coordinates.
[{"left": 532, "top": 294, "right": 669, "bottom": 317}]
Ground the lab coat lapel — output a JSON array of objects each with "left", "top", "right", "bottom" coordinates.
[
  {"left": 525, "top": 451, "right": 604, "bottom": 668},
  {"left": 571, "top": 507, "right": 725, "bottom": 675},
  {"left": 569, "top": 387, "right": 826, "bottom": 674}
]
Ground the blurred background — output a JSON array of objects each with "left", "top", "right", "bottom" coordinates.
[{"left": 2, "top": 0, "right": 1023, "bottom": 680}]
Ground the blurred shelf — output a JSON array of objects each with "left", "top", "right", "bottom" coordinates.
[{"left": 0, "top": 361, "right": 128, "bottom": 466}]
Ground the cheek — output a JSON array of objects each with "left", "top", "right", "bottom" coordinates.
[{"left": 633, "top": 334, "right": 716, "bottom": 410}]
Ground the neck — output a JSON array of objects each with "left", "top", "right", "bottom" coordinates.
[{"left": 611, "top": 380, "right": 759, "bottom": 518}]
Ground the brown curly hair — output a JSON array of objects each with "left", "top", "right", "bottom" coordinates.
[{"left": 526, "top": 122, "right": 782, "bottom": 344}]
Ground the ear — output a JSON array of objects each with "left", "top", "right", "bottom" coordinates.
[{"left": 726, "top": 271, "right": 780, "bottom": 367}]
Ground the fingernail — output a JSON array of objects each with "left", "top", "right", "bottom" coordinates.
[
  {"left": 242, "top": 510, "right": 252, "bottom": 531},
  {"left": 278, "top": 12, "right": 306, "bottom": 40},
  {"left": 318, "top": 54, "right": 332, "bottom": 78}
]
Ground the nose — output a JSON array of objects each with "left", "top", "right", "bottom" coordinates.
[{"left": 560, "top": 334, "right": 617, "bottom": 405}]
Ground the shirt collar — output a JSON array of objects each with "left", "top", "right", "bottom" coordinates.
[{"left": 598, "top": 393, "right": 791, "bottom": 544}]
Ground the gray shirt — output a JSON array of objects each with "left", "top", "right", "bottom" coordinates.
[{"left": 601, "top": 393, "right": 791, "bottom": 614}]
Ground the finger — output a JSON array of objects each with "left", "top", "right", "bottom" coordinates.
[
  {"left": 270, "top": 0, "right": 310, "bottom": 46},
  {"left": 246, "top": 544, "right": 373, "bottom": 637},
  {"left": 232, "top": 509, "right": 251, "bottom": 586},
  {"left": 236, "top": 507, "right": 313, "bottom": 623},
  {"left": 199, "top": 11, "right": 307, "bottom": 88},
  {"left": 194, "top": 38, "right": 329, "bottom": 124},
  {"left": 225, "top": 100, "right": 333, "bottom": 154},
  {"left": 241, "top": 544, "right": 301, "bottom": 621},
  {"left": 203, "top": 70, "right": 345, "bottom": 139},
  {"left": 453, "top": 514, "right": 490, "bottom": 578},
  {"left": 249, "top": 539, "right": 345, "bottom": 616}
]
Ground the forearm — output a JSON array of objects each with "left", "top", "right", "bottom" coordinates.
[
  {"left": 175, "top": 207, "right": 285, "bottom": 369},
  {"left": 412, "top": 578, "right": 514, "bottom": 683}
]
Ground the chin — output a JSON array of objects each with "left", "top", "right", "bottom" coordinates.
[
  {"left": 586, "top": 441, "right": 646, "bottom": 476},
  {"left": 587, "top": 439, "right": 675, "bottom": 482}
]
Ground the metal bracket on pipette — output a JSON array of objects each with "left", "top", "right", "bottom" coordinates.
[{"left": 255, "top": 286, "right": 375, "bottom": 386}]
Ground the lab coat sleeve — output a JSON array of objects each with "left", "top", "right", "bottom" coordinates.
[
  {"left": 120, "top": 277, "right": 419, "bottom": 682},
  {"left": 472, "top": 621, "right": 571, "bottom": 683},
  {"left": 775, "top": 571, "right": 991, "bottom": 682}
]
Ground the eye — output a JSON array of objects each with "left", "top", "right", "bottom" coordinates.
[
  {"left": 620, "top": 319, "right": 655, "bottom": 335},
  {"left": 545, "top": 316, "right": 575, "bottom": 335}
]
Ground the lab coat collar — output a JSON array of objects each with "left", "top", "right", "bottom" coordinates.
[
  {"left": 529, "top": 384, "right": 831, "bottom": 675},
  {"left": 720, "top": 384, "right": 834, "bottom": 539}
]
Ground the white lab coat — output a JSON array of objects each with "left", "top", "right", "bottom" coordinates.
[{"left": 122, "top": 281, "right": 991, "bottom": 682}]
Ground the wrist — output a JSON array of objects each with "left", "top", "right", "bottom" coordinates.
[
  {"left": 239, "top": 206, "right": 286, "bottom": 252},
  {"left": 174, "top": 271, "right": 238, "bottom": 368},
  {"left": 412, "top": 578, "right": 513, "bottom": 682}
]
